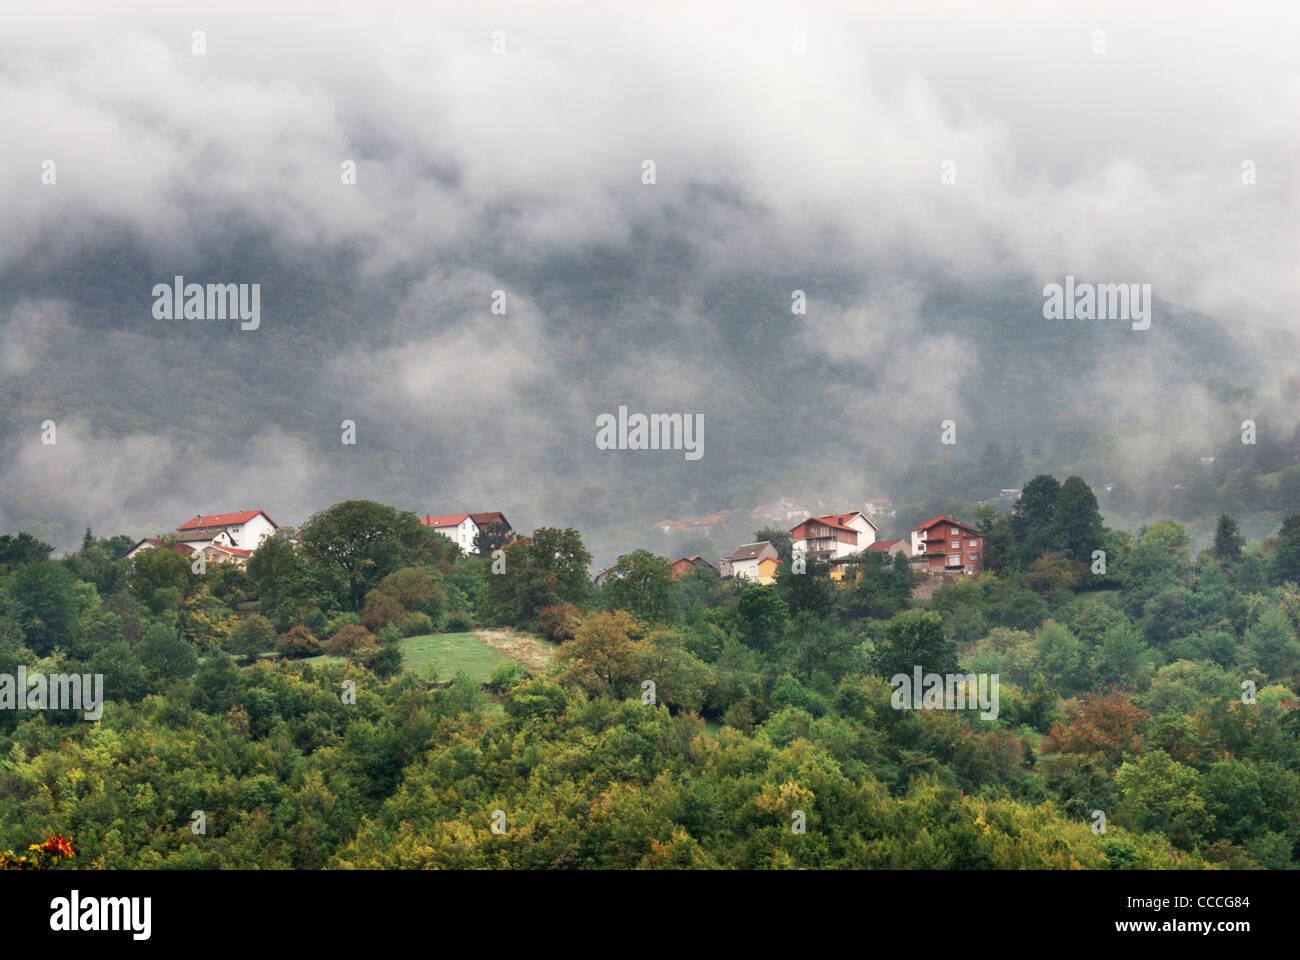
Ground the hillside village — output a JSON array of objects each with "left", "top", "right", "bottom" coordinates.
[
  {"left": 129, "top": 496, "right": 982, "bottom": 587},
  {"left": 614, "top": 505, "right": 985, "bottom": 588},
  {"left": 128, "top": 501, "right": 984, "bottom": 591},
  {"left": 129, "top": 509, "right": 516, "bottom": 564}
]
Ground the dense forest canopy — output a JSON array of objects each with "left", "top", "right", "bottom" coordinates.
[{"left": 2, "top": 482, "right": 1298, "bottom": 869}]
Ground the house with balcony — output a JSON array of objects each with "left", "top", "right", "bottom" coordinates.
[
  {"left": 790, "top": 509, "right": 878, "bottom": 562},
  {"left": 910, "top": 516, "right": 983, "bottom": 575}
]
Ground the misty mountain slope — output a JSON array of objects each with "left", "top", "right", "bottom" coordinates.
[
  {"left": 2, "top": 220, "right": 1291, "bottom": 566},
  {"left": 2, "top": 7, "right": 1297, "bottom": 562}
]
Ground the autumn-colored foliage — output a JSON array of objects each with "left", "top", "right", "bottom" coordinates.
[
  {"left": 361, "top": 592, "right": 406, "bottom": 632},
  {"left": 537, "top": 603, "right": 580, "bottom": 643},
  {"left": 0, "top": 834, "right": 76, "bottom": 870},
  {"left": 276, "top": 624, "right": 321, "bottom": 658},
  {"left": 1043, "top": 689, "right": 1150, "bottom": 760},
  {"left": 324, "top": 622, "right": 377, "bottom": 657}
]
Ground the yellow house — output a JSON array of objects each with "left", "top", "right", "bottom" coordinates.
[{"left": 756, "top": 555, "right": 780, "bottom": 584}]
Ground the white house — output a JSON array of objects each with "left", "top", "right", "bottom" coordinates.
[
  {"left": 421, "top": 511, "right": 513, "bottom": 556},
  {"left": 127, "top": 510, "right": 278, "bottom": 567},
  {"left": 175, "top": 510, "right": 279, "bottom": 554},
  {"left": 723, "top": 541, "right": 778, "bottom": 582},
  {"left": 423, "top": 514, "right": 479, "bottom": 552}
]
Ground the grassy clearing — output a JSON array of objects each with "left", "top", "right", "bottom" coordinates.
[
  {"left": 471, "top": 628, "right": 556, "bottom": 675},
  {"left": 292, "top": 628, "right": 557, "bottom": 684},
  {"left": 400, "top": 632, "right": 508, "bottom": 683}
]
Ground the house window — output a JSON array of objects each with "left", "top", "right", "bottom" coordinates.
[
  {"left": 969, "top": 553, "right": 978, "bottom": 561},
  {"left": 951, "top": 541, "right": 959, "bottom": 550},
  {"left": 950, "top": 527, "right": 959, "bottom": 535}
]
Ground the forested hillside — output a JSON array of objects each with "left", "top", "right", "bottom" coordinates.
[{"left": 2, "top": 479, "right": 1298, "bottom": 869}]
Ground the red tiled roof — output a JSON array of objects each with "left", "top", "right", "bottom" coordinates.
[
  {"left": 867, "top": 538, "right": 903, "bottom": 551},
  {"left": 657, "top": 509, "right": 735, "bottom": 529},
  {"left": 205, "top": 544, "right": 252, "bottom": 557},
  {"left": 826, "top": 511, "right": 874, "bottom": 528},
  {"left": 132, "top": 537, "right": 196, "bottom": 556},
  {"left": 793, "top": 515, "right": 856, "bottom": 534},
  {"left": 911, "top": 515, "right": 979, "bottom": 534},
  {"left": 421, "top": 512, "right": 511, "bottom": 530},
  {"left": 422, "top": 514, "right": 470, "bottom": 528},
  {"left": 136, "top": 537, "right": 196, "bottom": 555},
  {"left": 177, "top": 510, "right": 274, "bottom": 531}
]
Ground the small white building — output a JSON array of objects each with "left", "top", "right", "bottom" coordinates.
[
  {"left": 421, "top": 511, "right": 513, "bottom": 556},
  {"left": 723, "top": 541, "right": 778, "bottom": 581},
  {"left": 423, "top": 514, "right": 480, "bottom": 553}
]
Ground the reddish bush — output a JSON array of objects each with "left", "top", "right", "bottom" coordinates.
[
  {"left": 537, "top": 604, "right": 580, "bottom": 643},
  {"left": 324, "top": 623, "right": 377, "bottom": 658},
  {"left": 276, "top": 624, "right": 321, "bottom": 658},
  {"left": 361, "top": 593, "right": 406, "bottom": 633},
  {"left": 1044, "top": 689, "right": 1149, "bottom": 759}
]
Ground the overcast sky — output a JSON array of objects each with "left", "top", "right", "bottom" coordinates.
[{"left": 2, "top": 1, "right": 1297, "bottom": 559}]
